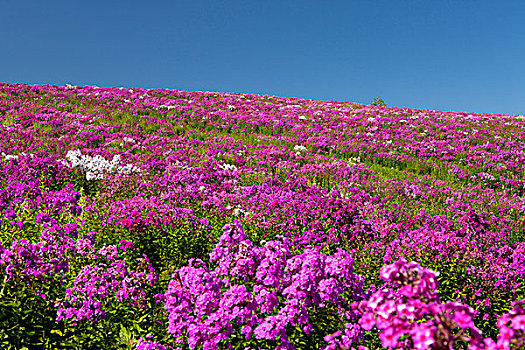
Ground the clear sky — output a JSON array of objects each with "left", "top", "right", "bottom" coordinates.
[{"left": 1, "top": 0, "right": 524, "bottom": 115}]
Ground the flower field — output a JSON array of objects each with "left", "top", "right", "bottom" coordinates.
[{"left": 0, "top": 82, "right": 524, "bottom": 349}]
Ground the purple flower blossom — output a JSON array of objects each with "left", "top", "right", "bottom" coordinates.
[
  {"left": 136, "top": 337, "right": 168, "bottom": 350},
  {"left": 352, "top": 259, "right": 484, "bottom": 349},
  {"left": 57, "top": 248, "right": 157, "bottom": 324},
  {"left": 164, "top": 221, "right": 365, "bottom": 349}
]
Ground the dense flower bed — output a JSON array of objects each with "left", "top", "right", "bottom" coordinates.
[{"left": 0, "top": 82, "right": 524, "bottom": 349}]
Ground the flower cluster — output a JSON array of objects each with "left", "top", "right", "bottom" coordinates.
[
  {"left": 57, "top": 245, "right": 158, "bottom": 324},
  {"left": 1, "top": 152, "right": 34, "bottom": 162},
  {"left": 164, "top": 220, "right": 365, "bottom": 350},
  {"left": 62, "top": 150, "right": 141, "bottom": 181},
  {"left": 0, "top": 223, "right": 78, "bottom": 286},
  {"left": 136, "top": 336, "right": 168, "bottom": 350},
  {"left": 293, "top": 144, "right": 308, "bottom": 156},
  {"left": 350, "top": 259, "right": 484, "bottom": 350},
  {"left": 496, "top": 301, "right": 525, "bottom": 348},
  {"left": 471, "top": 300, "right": 525, "bottom": 350}
]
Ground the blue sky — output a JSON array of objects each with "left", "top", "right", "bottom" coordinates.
[{"left": 1, "top": 0, "right": 523, "bottom": 115}]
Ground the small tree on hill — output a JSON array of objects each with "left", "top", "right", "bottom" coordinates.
[{"left": 371, "top": 97, "right": 386, "bottom": 107}]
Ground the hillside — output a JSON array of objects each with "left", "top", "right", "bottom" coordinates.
[{"left": 0, "top": 82, "right": 524, "bottom": 349}]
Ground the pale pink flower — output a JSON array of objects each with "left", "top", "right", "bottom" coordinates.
[
  {"left": 376, "top": 300, "right": 396, "bottom": 319},
  {"left": 397, "top": 303, "right": 415, "bottom": 320},
  {"left": 367, "top": 293, "right": 383, "bottom": 309}
]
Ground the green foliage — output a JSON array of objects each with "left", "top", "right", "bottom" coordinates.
[
  {"left": 370, "top": 97, "right": 386, "bottom": 107},
  {"left": 0, "top": 280, "right": 70, "bottom": 349},
  {"left": 69, "top": 171, "right": 100, "bottom": 199},
  {"left": 289, "top": 306, "right": 351, "bottom": 349},
  {"left": 133, "top": 222, "right": 213, "bottom": 271},
  {"left": 56, "top": 286, "right": 167, "bottom": 350}
]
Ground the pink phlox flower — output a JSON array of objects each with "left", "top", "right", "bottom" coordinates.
[
  {"left": 398, "top": 284, "right": 418, "bottom": 298},
  {"left": 323, "top": 330, "right": 342, "bottom": 343},
  {"left": 375, "top": 314, "right": 390, "bottom": 329},
  {"left": 412, "top": 324, "right": 436, "bottom": 350},
  {"left": 454, "top": 310, "right": 475, "bottom": 329},
  {"left": 253, "top": 320, "right": 274, "bottom": 340},
  {"left": 379, "top": 326, "right": 402, "bottom": 348},
  {"left": 397, "top": 303, "right": 415, "bottom": 320},
  {"left": 498, "top": 324, "right": 514, "bottom": 340},
  {"left": 359, "top": 311, "right": 376, "bottom": 331},
  {"left": 376, "top": 299, "right": 396, "bottom": 319},
  {"left": 379, "top": 263, "right": 398, "bottom": 281},
  {"left": 511, "top": 315, "right": 525, "bottom": 332},
  {"left": 367, "top": 292, "right": 384, "bottom": 309}
]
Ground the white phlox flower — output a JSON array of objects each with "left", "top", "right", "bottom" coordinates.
[
  {"left": 293, "top": 145, "right": 308, "bottom": 156},
  {"left": 218, "top": 163, "right": 238, "bottom": 172},
  {"left": 62, "top": 150, "right": 141, "bottom": 181}
]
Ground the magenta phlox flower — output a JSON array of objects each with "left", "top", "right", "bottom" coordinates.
[
  {"left": 319, "top": 277, "right": 341, "bottom": 305},
  {"left": 164, "top": 221, "right": 365, "bottom": 349},
  {"left": 97, "top": 244, "right": 119, "bottom": 260},
  {"left": 323, "top": 323, "right": 369, "bottom": 350},
  {"left": 119, "top": 239, "right": 134, "bottom": 252},
  {"left": 380, "top": 264, "right": 398, "bottom": 281},
  {"left": 253, "top": 319, "right": 276, "bottom": 340},
  {"left": 445, "top": 302, "right": 477, "bottom": 329},
  {"left": 359, "top": 311, "right": 376, "bottom": 331},
  {"left": 75, "top": 238, "right": 95, "bottom": 257},
  {"left": 255, "top": 239, "right": 290, "bottom": 287},
  {"left": 511, "top": 315, "right": 525, "bottom": 331},
  {"left": 165, "top": 259, "right": 228, "bottom": 347},
  {"left": 220, "top": 284, "right": 250, "bottom": 316},
  {"left": 209, "top": 220, "right": 259, "bottom": 279},
  {"left": 57, "top": 247, "right": 157, "bottom": 324},
  {"left": 469, "top": 301, "right": 525, "bottom": 350},
  {"left": 35, "top": 211, "right": 55, "bottom": 227},
  {"left": 355, "top": 259, "right": 485, "bottom": 349},
  {"left": 366, "top": 292, "right": 384, "bottom": 310},
  {"left": 253, "top": 285, "right": 279, "bottom": 314},
  {"left": 396, "top": 303, "right": 415, "bottom": 320},
  {"left": 0, "top": 224, "right": 78, "bottom": 286},
  {"left": 376, "top": 300, "right": 397, "bottom": 319},
  {"left": 379, "top": 326, "right": 403, "bottom": 348},
  {"left": 374, "top": 314, "right": 391, "bottom": 329},
  {"left": 135, "top": 336, "right": 168, "bottom": 350},
  {"left": 412, "top": 324, "right": 435, "bottom": 349}
]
